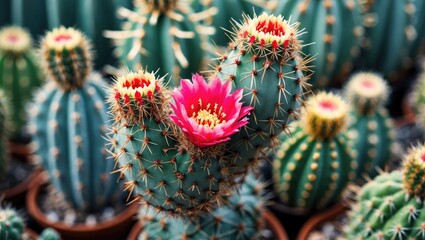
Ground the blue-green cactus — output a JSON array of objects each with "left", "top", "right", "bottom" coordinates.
[
  {"left": 38, "top": 228, "right": 61, "bottom": 240},
  {"left": 0, "top": 206, "right": 25, "bottom": 240},
  {"left": 29, "top": 27, "right": 119, "bottom": 213}
]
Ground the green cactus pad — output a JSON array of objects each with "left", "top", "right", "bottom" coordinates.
[
  {"left": 0, "top": 207, "right": 25, "bottom": 240},
  {"left": 0, "top": 26, "right": 43, "bottom": 136},
  {"left": 273, "top": 92, "right": 356, "bottom": 212}
]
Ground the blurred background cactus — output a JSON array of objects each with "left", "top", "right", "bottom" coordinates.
[
  {"left": 28, "top": 27, "right": 119, "bottom": 213},
  {"left": 0, "top": 26, "right": 43, "bottom": 139},
  {"left": 0, "top": 90, "right": 9, "bottom": 180}
]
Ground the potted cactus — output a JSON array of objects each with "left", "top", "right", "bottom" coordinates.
[{"left": 26, "top": 26, "right": 138, "bottom": 240}]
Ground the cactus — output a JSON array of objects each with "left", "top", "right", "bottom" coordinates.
[
  {"left": 0, "top": 206, "right": 25, "bottom": 240},
  {"left": 0, "top": 90, "right": 9, "bottom": 180},
  {"left": 211, "top": 12, "right": 310, "bottom": 176},
  {"left": 273, "top": 92, "right": 356, "bottom": 212},
  {"left": 273, "top": 0, "right": 362, "bottom": 88},
  {"left": 138, "top": 174, "right": 266, "bottom": 240},
  {"left": 0, "top": 26, "right": 43, "bottom": 137},
  {"left": 38, "top": 228, "right": 61, "bottom": 240},
  {"left": 108, "top": 70, "right": 252, "bottom": 217},
  {"left": 345, "top": 72, "right": 394, "bottom": 181},
  {"left": 361, "top": 0, "right": 425, "bottom": 79},
  {"left": 105, "top": 0, "right": 213, "bottom": 87},
  {"left": 28, "top": 27, "right": 119, "bottom": 213},
  {"left": 345, "top": 145, "right": 425, "bottom": 239},
  {"left": 411, "top": 72, "right": 425, "bottom": 128}
]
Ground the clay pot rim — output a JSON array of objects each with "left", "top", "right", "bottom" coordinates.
[
  {"left": 127, "top": 210, "right": 289, "bottom": 240},
  {"left": 26, "top": 173, "right": 139, "bottom": 232},
  {"left": 296, "top": 201, "right": 348, "bottom": 240},
  {"left": 0, "top": 167, "right": 42, "bottom": 200}
]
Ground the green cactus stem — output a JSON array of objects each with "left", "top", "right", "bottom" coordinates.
[
  {"left": 273, "top": 92, "right": 356, "bottom": 212},
  {"left": 29, "top": 27, "right": 119, "bottom": 213},
  {"left": 211, "top": 12, "right": 311, "bottom": 176},
  {"left": 345, "top": 145, "right": 425, "bottom": 239},
  {"left": 0, "top": 26, "right": 43, "bottom": 137},
  {"left": 0, "top": 207, "right": 25, "bottom": 240},
  {"left": 345, "top": 72, "right": 394, "bottom": 181}
]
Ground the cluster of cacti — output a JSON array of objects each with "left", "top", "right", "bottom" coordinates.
[
  {"left": 0, "top": 26, "right": 43, "bottom": 138},
  {"left": 0, "top": 206, "right": 61, "bottom": 240},
  {"left": 212, "top": 12, "right": 310, "bottom": 176},
  {"left": 345, "top": 72, "right": 394, "bottom": 181},
  {"left": 273, "top": 0, "right": 363, "bottom": 88},
  {"left": 108, "top": 12, "right": 310, "bottom": 217},
  {"left": 345, "top": 145, "right": 425, "bottom": 239},
  {"left": 138, "top": 174, "right": 266, "bottom": 240},
  {"left": 28, "top": 27, "right": 119, "bottom": 213},
  {"left": 273, "top": 92, "right": 356, "bottom": 212},
  {"left": 0, "top": 90, "right": 9, "bottom": 180},
  {"left": 106, "top": 0, "right": 214, "bottom": 87},
  {"left": 361, "top": 0, "right": 425, "bottom": 79}
]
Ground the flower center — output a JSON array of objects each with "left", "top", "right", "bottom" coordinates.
[
  {"left": 318, "top": 100, "right": 338, "bottom": 112},
  {"left": 256, "top": 19, "right": 285, "bottom": 36},
  {"left": 54, "top": 34, "right": 73, "bottom": 43},
  {"left": 361, "top": 79, "right": 375, "bottom": 89},
  {"left": 191, "top": 99, "right": 226, "bottom": 129},
  {"left": 122, "top": 77, "right": 152, "bottom": 89},
  {"left": 7, "top": 34, "right": 19, "bottom": 43},
  {"left": 421, "top": 152, "right": 425, "bottom": 162}
]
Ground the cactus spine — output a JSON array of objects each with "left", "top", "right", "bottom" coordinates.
[
  {"left": 0, "top": 207, "right": 25, "bottom": 240},
  {"left": 138, "top": 174, "right": 266, "bottom": 240},
  {"left": 106, "top": 0, "right": 212, "bottom": 86},
  {"left": 29, "top": 27, "right": 118, "bottom": 213},
  {"left": 0, "top": 26, "right": 43, "bottom": 137},
  {"left": 345, "top": 72, "right": 394, "bottom": 181},
  {"left": 212, "top": 12, "right": 310, "bottom": 176},
  {"left": 273, "top": 92, "right": 356, "bottom": 212},
  {"left": 274, "top": 0, "right": 363, "bottom": 88},
  {"left": 345, "top": 145, "right": 425, "bottom": 239}
]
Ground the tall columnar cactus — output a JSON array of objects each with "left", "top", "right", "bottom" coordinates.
[
  {"left": 0, "top": 90, "right": 9, "bottom": 180},
  {"left": 274, "top": 0, "right": 362, "bottom": 88},
  {"left": 28, "top": 27, "right": 119, "bottom": 213},
  {"left": 138, "top": 174, "right": 266, "bottom": 240},
  {"left": 0, "top": 26, "right": 43, "bottom": 137},
  {"left": 0, "top": 207, "right": 25, "bottom": 240},
  {"left": 345, "top": 145, "right": 425, "bottom": 239},
  {"left": 345, "top": 72, "right": 394, "bottom": 181},
  {"left": 105, "top": 0, "right": 213, "bottom": 87},
  {"left": 273, "top": 92, "right": 356, "bottom": 212},
  {"left": 361, "top": 0, "right": 425, "bottom": 79},
  {"left": 212, "top": 12, "right": 310, "bottom": 176},
  {"left": 108, "top": 70, "right": 252, "bottom": 217}
]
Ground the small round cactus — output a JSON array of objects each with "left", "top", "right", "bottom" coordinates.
[
  {"left": 38, "top": 228, "right": 61, "bottom": 240},
  {"left": 345, "top": 72, "right": 394, "bottom": 181},
  {"left": 345, "top": 145, "right": 425, "bottom": 239},
  {"left": 0, "top": 26, "right": 43, "bottom": 137},
  {"left": 273, "top": 92, "right": 357, "bottom": 212},
  {"left": 0, "top": 206, "right": 25, "bottom": 240}
]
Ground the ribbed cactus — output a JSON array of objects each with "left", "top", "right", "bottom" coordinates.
[
  {"left": 212, "top": 12, "right": 310, "bottom": 176},
  {"left": 0, "top": 207, "right": 25, "bottom": 240},
  {"left": 108, "top": 70, "right": 252, "bottom": 217},
  {"left": 0, "top": 26, "right": 43, "bottom": 137},
  {"left": 345, "top": 145, "right": 425, "bottom": 239},
  {"left": 29, "top": 27, "right": 119, "bottom": 213},
  {"left": 38, "top": 228, "right": 61, "bottom": 240},
  {"left": 0, "top": 90, "right": 9, "bottom": 180},
  {"left": 345, "top": 72, "right": 394, "bottom": 181},
  {"left": 361, "top": 0, "right": 425, "bottom": 79},
  {"left": 106, "top": 0, "right": 213, "bottom": 87},
  {"left": 274, "top": 0, "right": 362, "bottom": 88},
  {"left": 273, "top": 92, "right": 356, "bottom": 212},
  {"left": 138, "top": 174, "right": 266, "bottom": 240}
]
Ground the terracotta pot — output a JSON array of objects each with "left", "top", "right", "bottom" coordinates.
[
  {"left": 127, "top": 210, "right": 288, "bottom": 240},
  {"left": 0, "top": 168, "right": 42, "bottom": 202},
  {"left": 296, "top": 202, "right": 348, "bottom": 240},
  {"left": 26, "top": 174, "right": 139, "bottom": 240}
]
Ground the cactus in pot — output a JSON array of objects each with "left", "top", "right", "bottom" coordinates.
[
  {"left": 0, "top": 26, "right": 43, "bottom": 138},
  {"left": 138, "top": 174, "right": 266, "bottom": 240},
  {"left": 28, "top": 26, "right": 119, "bottom": 213},
  {"left": 345, "top": 144, "right": 425, "bottom": 239},
  {"left": 105, "top": 0, "right": 214, "bottom": 87},
  {"left": 273, "top": 92, "right": 357, "bottom": 212},
  {"left": 345, "top": 72, "right": 394, "bottom": 181}
]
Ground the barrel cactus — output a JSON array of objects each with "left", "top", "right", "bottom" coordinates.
[
  {"left": 274, "top": 0, "right": 363, "bottom": 88},
  {"left": 106, "top": 0, "right": 213, "bottom": 87},
  {"left": 345, "top": 144, "right": 425, "bottom": 239},
  {"left": 0, "top": 206, "right": 25, "bottom": 240},
  {"left": 273, "top": 92, "right": 356, "bottom": 212},
  {"left": 0, "top": 26, "right": 43, "bottom": 138},
  {"left": 138, "top": 174, "right": 266, "bottom": 240},
  {"left": 211, "top": 12, "right": 310, "bottom": 176},
  {"left": 28, "top": 27, "right": 119, "bottom": 213},
  {"left": 345, "top": 72, "right": 394, "bottom": 181}
]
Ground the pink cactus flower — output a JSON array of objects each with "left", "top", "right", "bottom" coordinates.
[{"left": 170, "top": 74, "right": 252, "bottom": 148}]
